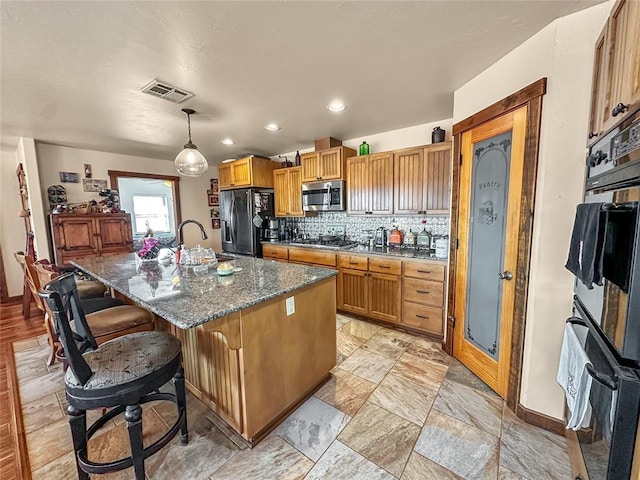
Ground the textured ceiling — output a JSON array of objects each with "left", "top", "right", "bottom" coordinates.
[{"left": 1, "top": 1, "right": 599, "bottom": 164}]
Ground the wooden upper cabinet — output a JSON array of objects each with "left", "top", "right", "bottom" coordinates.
[
  {"left": 368, "top": 153, "right": 394, "bottom": 215},
  {"left": 218, "top": 157, "right": 278, "bottom": 190},
  {"left": 300, "top": 147, "right": 356, "bottom": 182},
  {"left": 393, "top": 144, "right": 451, "bottom": 215},
  {"left": 394, "top": 148, "right": 425, "bottom": 214},
  {"left": 346, "top": 156, "right": 369, "bottom": 214},
  {"left": 273, "top": 167, "right": 304, "bottom": 217},
  {"left": 300, "top": 152, "right": 321, "bottom": 182},
  {"left": 590, "top": 0, "right": 640, "bottom": 138},
  {"left": 424, "top": 143, "right": 451, "bottom": 213},
  {"left": 230, "top": 158, "right": 252, "bottom": 187}
]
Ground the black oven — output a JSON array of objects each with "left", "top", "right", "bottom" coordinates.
[
  {"left": 566, "top": 106, "right": 640, "bottom": 479},
  {"left": 570, "top": 302, "right": 640, "bottom": 480}
]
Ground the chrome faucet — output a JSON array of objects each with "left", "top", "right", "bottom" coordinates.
[{"left": 176, "top": 219, "right": 208, "bottom": 247}]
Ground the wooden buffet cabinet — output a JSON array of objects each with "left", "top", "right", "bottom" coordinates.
[
  {"left": 217, "top": 156, "right": 279, "bottom": 190},
  {"left": 263, "top": 244, "right": 447, "bottom": 338},
  {"left": 50, "top": 213, "right": 133, "bottom": 267}
]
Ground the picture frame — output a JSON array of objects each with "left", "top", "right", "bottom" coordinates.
[
  {"left": 210, "top": 178, "right": 219, "bottom": 193},
  {"left": 82, "top": 179, "right": 108, "bottom": 192},
  {"left": 59, "top": 172, "right": 79, "bottom": 183},
  {"left": 209, "top": 208, "right": 220, "bottom": 219},
  {"left": 208, "top": 194, "right": 219, "bottom": 207},
  {"left": 211, "top": 218, "right": 220, "bottom": 229}
]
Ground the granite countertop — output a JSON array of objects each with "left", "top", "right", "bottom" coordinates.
[
  {"left": 263, "top": 241, "right": 448, "bottom": 262},
  {"left": 72, "top": 251, "right": 337, "bottom": 330}
]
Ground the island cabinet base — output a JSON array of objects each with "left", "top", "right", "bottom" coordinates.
[{"left": 159, "top": 276, "right": 337, "bottom": 444}]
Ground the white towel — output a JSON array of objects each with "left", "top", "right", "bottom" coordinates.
[{"left": 557, "top": 323, "right": 592, "bottom": 430}]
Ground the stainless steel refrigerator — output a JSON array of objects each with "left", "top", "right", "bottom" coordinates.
[{"left": 220, "top": 188, "right": 274, "bottom": 257}]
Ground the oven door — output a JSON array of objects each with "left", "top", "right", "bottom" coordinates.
[
  {"left": 574, "top": 186, "right": 640, "bottom": 363},
  {"left": 571, "top": 303, "right": 640, "bottom": 480}
]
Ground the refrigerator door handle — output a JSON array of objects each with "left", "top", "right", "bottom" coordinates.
[{"left": 230, "top": 195, "right": 236, "bottom": 243}]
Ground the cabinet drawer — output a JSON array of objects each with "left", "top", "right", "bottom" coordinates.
[
  {"left": 403, "top": 278, "right": 444, "bottom": 306},
  {"left": 369, "top": 257, "right": 402, "bottom": 275},
  {"left": 403, "top": 261, "right": 445, "bottom": 282},
  {"left": 288, "top": 248, "right": 336, "bottom": 267},
  {"left": 338, "top": 254, "right": 368, "bottom": 271},
  {"left": 263, "top": 245, "right": 289, "bottom": 260},
  {"left": 402, "top": 302, "right": 443, "bottom": 335}
]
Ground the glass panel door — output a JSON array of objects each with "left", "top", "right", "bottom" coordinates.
[{"left": 464, "top": 132, "right": 512, "bottom": 360}]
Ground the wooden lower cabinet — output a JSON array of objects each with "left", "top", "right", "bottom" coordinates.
[
  {"left": 337, "top": 268, "right": 368, "bottom": 316},
  {"left": 402, "top": 260, "right": 446, "bottom": 337},
  {"left": 262, "top": 244, "right": 289, "bottom": 261},
  {"left": 368, "top": 272, "right": 401, "bottom": 323}
]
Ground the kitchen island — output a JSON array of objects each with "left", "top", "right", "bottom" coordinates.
[{"left": 71, "top": 252, "right": 337, "bottom": 444}]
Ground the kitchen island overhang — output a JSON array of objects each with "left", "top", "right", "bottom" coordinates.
[{"left": 72, "top": 253, "right": 338, "bottom": 444}]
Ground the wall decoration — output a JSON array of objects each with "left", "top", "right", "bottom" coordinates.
[
  {"left": 208, "top": 194, "right": 219, "bottom": 207},
  {"left": 210, "top": 208, "right": 220, "bottom": 219},
  {"left": 47, "top": 185, "right": 67, "bottom": 207},
  {"left": 82, "top": 178, "right": 108, "bottom": 192},
  {"left": 211, "top": 218, "right": 220, "bottom": 229},
  {"left": 210, "top": 178, "right": 219, "bottom": 193},
  {"left": 59, "top": 172, "right": 79, "bottom": 183},
  {"left": 83, "top": 163, "right": 92, "bottom": 178}
]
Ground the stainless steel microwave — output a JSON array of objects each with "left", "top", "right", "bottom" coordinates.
[{"left": 302, "top": 180, "right": 345, "bottom": 211}]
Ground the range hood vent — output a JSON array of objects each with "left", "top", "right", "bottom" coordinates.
[{"left": 140, "top": 79, "right": 194, "bottom": 103}]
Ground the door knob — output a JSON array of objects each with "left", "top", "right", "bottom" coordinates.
[{"left": 499, "top": 271, "right": 513, "bottom": 280}]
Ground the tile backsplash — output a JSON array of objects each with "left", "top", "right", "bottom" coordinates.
[{"left": 285, "top": 212, "right": 450, "bottom": 242}]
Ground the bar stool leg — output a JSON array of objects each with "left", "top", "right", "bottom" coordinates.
[
  {"left": 67, "top": 405, "right": 89, "bottom": 480},
  {"left": 174, "top": 367, "right": 188, "bottom": 444},
  {"left": 125, "top": 404, "right": 145, "bottom": 480}
]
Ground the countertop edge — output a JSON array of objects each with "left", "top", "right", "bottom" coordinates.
[{"left": 72, "top": 260, "right": 338, "bottom": 329}]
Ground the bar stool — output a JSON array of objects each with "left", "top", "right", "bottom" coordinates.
[
  {"left": 25, "top": 256, "right": 155, "bottom": 366},
  {"left": 39, "top": 273, "right": 188, "bottom": 480}
]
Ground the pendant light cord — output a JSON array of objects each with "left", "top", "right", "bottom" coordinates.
[{"left": 187, "top": 113, "right": 192, "bottom": 143}]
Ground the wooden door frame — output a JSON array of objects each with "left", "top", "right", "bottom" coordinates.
[
  {"left": 108, "top": 170, "right": 182, "bottom": 233},
  {"left": 444, "top": 78, "right": 546, "bottom": 413}
]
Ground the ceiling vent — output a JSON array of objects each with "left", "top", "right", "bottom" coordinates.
[{"left": 140, "top": 79, "right": 194, "bottom": 103}]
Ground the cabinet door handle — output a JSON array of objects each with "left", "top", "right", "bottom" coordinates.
[
  {"left": 588, "top": 131, "right": 599, "bottom": 139},
  {"left": 349, "top": 261, "right": 359, "bottom": 265},
  {"left": 417, "top": 269, "right": 431, "bottom": 274},
  {"left": 378, "top": 265, "right": 391, "bottom": 269},
  {"left": 611, "top": 102, "right": 629, "bottom": 117},
  {"left": 416, "top": 290, "right": 430, "bottom": 294},
  {"left": 416, "top": 314, "right": 429, "bottom": 319}
]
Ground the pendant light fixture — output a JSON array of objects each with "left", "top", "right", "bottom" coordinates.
[{"left": 175, "top": 108, "right": 208, "bottom": 177}]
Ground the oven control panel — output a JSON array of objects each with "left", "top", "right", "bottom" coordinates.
[{"left": 611, "top": 118, "right": 640, "bottom": 164}]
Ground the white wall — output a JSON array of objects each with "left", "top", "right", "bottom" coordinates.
[
  {"left": 273, "top": 118, "right": 453, "bottom": 161},
  {"left": 453, "top": 2, "right": 612, "bottom": 419},
  {"left": 0, "top": 148, "right": 27, "bottom": 297},
  {"left": 35, "top": 143, "right": 221, "bottom": 252}
]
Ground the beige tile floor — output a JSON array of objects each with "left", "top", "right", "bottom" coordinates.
[{"left": 15, "top": 314, "right": 572, "bottom": 479}]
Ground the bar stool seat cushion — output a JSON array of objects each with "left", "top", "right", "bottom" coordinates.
[
  {"left": 65, "top": 331, "right": 181, "bottom": 391},
  {"left": 84, "top": 305, "right": 154, "bottom": 338},
  {"left": 77, "top": 280, "right": 108, "bottom": 299}
]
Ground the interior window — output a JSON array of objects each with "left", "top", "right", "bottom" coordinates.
[
  {"left": 108, "top": 171, "right": 181, "bottom": 240},
  {"left": 132, "top": 194, "right": 171, "bottom": 234}
]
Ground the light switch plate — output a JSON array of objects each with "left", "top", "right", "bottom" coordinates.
[{"left": 286, "top": 296, "right": 295, "bottom": 316}]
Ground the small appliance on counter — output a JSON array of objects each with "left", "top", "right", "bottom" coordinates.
[
  {"left": 404, "top": 229, "right": 417, "bottom": 246},
  {"left": 268, "top": 218, "right": 280, "bottom": 242},
  {"left": 417, "top": 228, "right": 431, "bottom": 250},
  {"left": 389, "top": 227, "right": 404, "bottom": 246},
  {"left": 374, "top": 227, "right": 388, "bottom": 247},
  {"left": 435, "top": 236, "right": 449, "bottom": 258}
]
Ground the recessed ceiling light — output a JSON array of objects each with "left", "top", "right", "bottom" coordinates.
[
  {"left": 264, "top": 123, "right": 281, "bottom": 131},
  {"left": 327, "top": 102, "right": 346, "bottom": 112},
  {"left": 221, "top": 138, "right": 235, "bottom": 145}
]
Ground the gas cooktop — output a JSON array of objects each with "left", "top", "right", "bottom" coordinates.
[{"left": 288, "top": 238, "right": 358, "bottom": 250}]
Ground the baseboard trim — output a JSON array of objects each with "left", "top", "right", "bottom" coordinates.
[
  {"left": 516, "top": 403, "right": 566, "bottom": 436},
  {"left": 0, "top": 295, "right": 23, "bottom": 304},
  {"left": 7, "top": 342, "right": 32, "bottom": 480}
]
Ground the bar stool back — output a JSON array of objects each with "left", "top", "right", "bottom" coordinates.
[{"left": 39, "top": 273, "right": 188, "bottom": 480}]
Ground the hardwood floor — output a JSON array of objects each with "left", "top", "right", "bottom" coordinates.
[{"left": 0, "top": 300, "right": 46, "bottom": 480}]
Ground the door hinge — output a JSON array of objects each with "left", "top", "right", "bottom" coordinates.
[
  {"left": 455, "top": 238, "right": 459, "bottom": 249},
  {"left": 449, "top": 315, "right": 456, "bottom": 327},
  {"left": 459, "top": 153, "right": 463, "bottom": 165}
]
